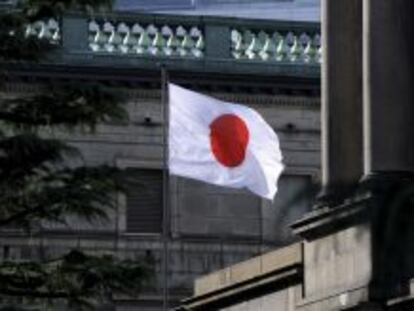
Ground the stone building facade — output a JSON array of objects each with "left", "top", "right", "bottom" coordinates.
[
  {"left": 0, "top": 8, "right": 321, "bottom": 310},
  {"left": 179, "top": 0, "right": 414, "bottom": 310}
]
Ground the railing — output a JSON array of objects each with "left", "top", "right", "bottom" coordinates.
[
  {"left": 24, "top": 18, "right": 61, "bottom": 43},
  {"left": 85, "top": 15, "right": 320, "bottom": 64},
  {"left": 20, "top": 12, "right": 321, "bottom": 77},
  {"left": 230, "top": 28, "right": 320, "bottom": 63},
  {"left": 88, "top": 20, "right": 205, "bottom": 58}
]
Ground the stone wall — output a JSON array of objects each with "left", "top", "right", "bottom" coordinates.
[{"left": 0, "top": 86, "right": 320, "bottom": 309}]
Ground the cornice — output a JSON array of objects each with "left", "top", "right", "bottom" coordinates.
[
  {"left": 3, "top": 82, "right": 320, "bottom": 108},
  {"left": 2, "top": 60, "right": 320, "bottom": 95}
]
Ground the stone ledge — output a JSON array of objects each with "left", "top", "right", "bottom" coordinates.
[
  {"left": 291, "top": 195, "right": 371, "bottom": 240},
  {"left": 176, "top": 243, "right": 302, "bottom": 310},
  {"left": 178, "top": 268, "right": 301, "bottom": 310},
  {"left": 194, "top": 243, "right": 302, "bottom": 296}
]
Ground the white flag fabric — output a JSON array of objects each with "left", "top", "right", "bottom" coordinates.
[{"left": 168, "top": 83, "right": 283, "bottom": 200}]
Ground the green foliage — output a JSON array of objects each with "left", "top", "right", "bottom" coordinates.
[
  {"left": 0, "top": 0, "right": 114, "bottom": 60},
  {"left": 0, "top": 166, "right": 122, "bottom": 229},
  {"left": 0, "top": 12, "right": 54, "bottom": 61},
  {"left": 21, "top": 0, "right": 114, "bottom": 18},
  {"left": 0, "top": 250, "right": 149, "bottom": 310},
  {"left": 0, "top": 0, "right": 150, "bottom": 309},
  {"left": 0, "top": 135, "right": 74, "bottom": 179},
  {"left": 0, "top": 84, "right": 128, "bottom": 129}
]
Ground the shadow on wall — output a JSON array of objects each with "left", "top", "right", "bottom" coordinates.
[
  {"left": 175, "top": 174, "right": 318, "bottom": 246},
  {"left": 271, "top": 175, "right": 319, "bottom": 245},
  {"left": 369, "top": 176, "right": 414, "bottom": 300}
]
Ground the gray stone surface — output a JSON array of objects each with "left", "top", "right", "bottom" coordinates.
[
  {"left": 54, "top": 91, "right": 320, "bottom": 243},
  {"left": 1, "top": 87, "right": 320, "bottom": 309},
  {"left": 303, "top": 225, "right": 372, "bottom": 302},
  {"left": 320, "top": 0, "right": 363, "bottom": 201},
  {"left": 297, "top": 287, "right": 369, "bottom": 311},
  {"left": 221, "top": 286, "right": 300, "bottom": 311},
  {"left": 194, "top": 243, "right": 301, "bottom": 295},
  {"left": 363, "top": 0, "right": 414, "bottom": 173}
]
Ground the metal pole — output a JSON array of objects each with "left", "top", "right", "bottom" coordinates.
[{"left": 161, "top": 66, "right": 170, "bottom": 311}]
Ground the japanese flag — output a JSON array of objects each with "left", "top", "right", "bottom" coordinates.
[{"left": 169, "top": 84, "right": 283, "bottom": 200}]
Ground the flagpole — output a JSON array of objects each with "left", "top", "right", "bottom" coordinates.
[{"left": 161, "top": 65, "right": 170, "bottom": 311}]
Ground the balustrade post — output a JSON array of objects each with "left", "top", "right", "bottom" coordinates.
[
  {"left": 204, "top": 19, "right": 230, "bottom": 59},
  {"left": 62, "top": 14, "right": 89, "bottom": 52}
]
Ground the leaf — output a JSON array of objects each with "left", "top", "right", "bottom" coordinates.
[
  {"left": 0, "top": 250, "right": 149, "bottom": 309},
  {"left": 0, "top": 134, "right": 78, "bottom": 180},
  {"left": 0, "top": 1, "right": 147, "bottom": 309},
  {"left": 0, "top": 84, "right": 128, "bottom": 129},
  {"left": 0, "top": 13, "right": 56, "bottom": 61},
  {"left": 0, "top": 166, "right": 123, "bottom": 228},
  {"left": 21, "top": 0, "right": 114, "bottom": 19}
]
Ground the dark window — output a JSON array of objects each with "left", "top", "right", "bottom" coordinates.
[{"left": 124, "top": 169, "right": 163, "bottom": 234}]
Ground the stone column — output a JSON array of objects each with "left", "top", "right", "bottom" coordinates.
[
  {"left": 294, "top": 2, "right": 414, "bottom": 308},
  {"left": 320, "top": 0, "right": 363, "bottom": 204},
  {"left": 363, "top": 1, "right": 414, "bottom": 300},
  {"left": 363, "top": 0, "right": 414, "bottom": 174}
]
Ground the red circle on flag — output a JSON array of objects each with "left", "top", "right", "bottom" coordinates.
[{"left": 209, "top": 114, "right": 249, "bottom": 167}]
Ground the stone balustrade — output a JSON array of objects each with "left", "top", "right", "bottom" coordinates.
[
  {"left": 84, "top": 17, "right": 321, "bottom": 64},
  {"left": 231, "top": 28, "right": 321, "bottom": 63},
  {"left": 88, "top": 20, "right": 204, "bottom": 58},
  {"left": 24, "top": 18, "right": 60, "bottom": 43},
  {"left": 7, "top": 11, "right": 320, "bottom": 77},
  {"left": 88, "top": 19, "right": 321, "bottom": 64},
  {"left": 82, "top": 14, "right": 320, "bottom": 65}
]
